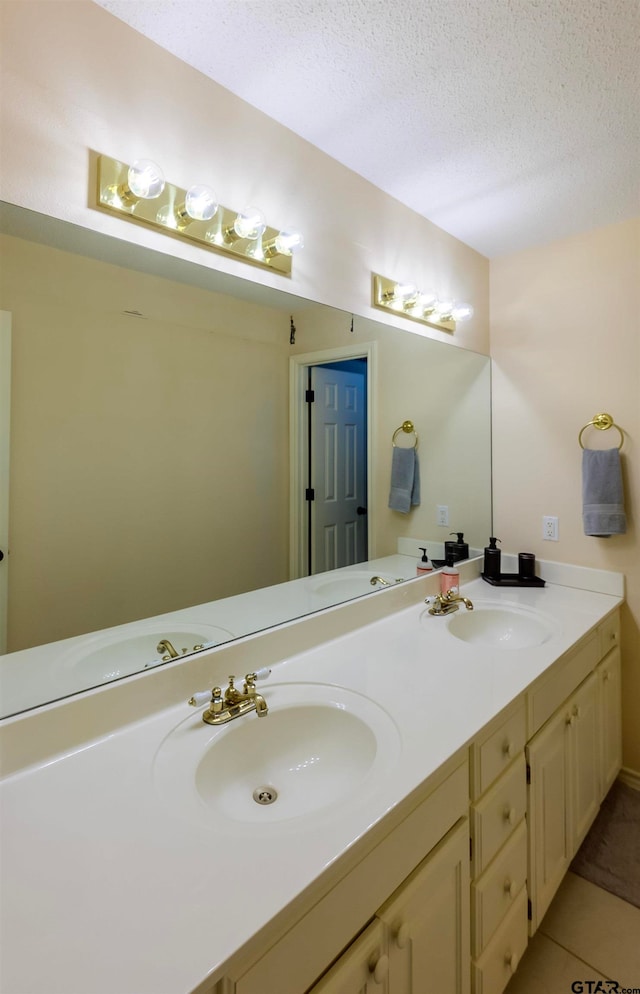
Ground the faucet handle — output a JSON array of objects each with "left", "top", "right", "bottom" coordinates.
[
  {"left": 249, "top": 667, "right": 272, "bottom": 682},
  {"left": 188, "top": 686, "right": 223, "bottom": 708},
  {"left": 188, "top": 690, "right": 211, "bottom": 707}
]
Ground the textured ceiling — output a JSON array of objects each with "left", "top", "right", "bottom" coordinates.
[{"left": 93, "top": 0, "right": 639, "bottom": 258}]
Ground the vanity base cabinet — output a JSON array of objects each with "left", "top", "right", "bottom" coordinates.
[
  {"left": 378, "top": 817, "right": 471, "bottom": 994},
  {"left": 471, "top": 888, "right": 528, "bottom": 994},
  {"left": 305, "top": 818, "right": 471, "bottom": 994},
  {"left": 468, "top": 699, "right": 528, "bottom": 994},
  {"left": 308, "top": 920, "right": 390, "bottom": 994},
  {"left": 526, "top": 705, "right": 571, "bottom": 932},
  {"left": 526, "top": 610, "right": 621, "bottom": 935},
  {"left": 527, "top": 670, "right": 599, "bottom": 932},
  {"left": 598, "top": 645, "right": 622, "bottom": 795}
]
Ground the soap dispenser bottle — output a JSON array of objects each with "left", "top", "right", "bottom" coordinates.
[
  {"left": 444, "top": 532, "right": 469, "bottom": 563},
  {"left": 482, "top": 537, "right": 502, "bottom": 582},
  {"left": 416, "top": 548, "right": 434, "bottom": 576}
]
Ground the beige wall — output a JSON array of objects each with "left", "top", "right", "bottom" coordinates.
[
  {"left": 491, "top": 218, "right": 640, "bottom": 774},
  {"left": 1, "top": 235, "right": 291, "bottom": 650},
  {"left": 0, "top": 0, "right": 489, "bottom": 355}
]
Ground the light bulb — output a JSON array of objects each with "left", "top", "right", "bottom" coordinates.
[
  {"left": 127, "top": 159, "right": 165, "bottom": 200},
  {"left": 416, "top": 290, "right": 437, "bottom": 313},
  {"left": 185, "top": 184, "right": 218, "bottom": 222},
  {"left": 233, "top": 206, "right": 267, "bottom": 241},
  {"left": 274, "top": 228, "right": 304, "bottom": 255},
  {"left": 451, "top": 302, "right": 474, "bottom": 322},
  {"left": 433, "top": 299, "right": 454, "bottom": 319},
  {"left": 382, "top": 281, "right": 417, "bottom": 304}
]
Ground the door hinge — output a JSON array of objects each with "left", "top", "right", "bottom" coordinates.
[
  {"left": 305, "top": 389, "right": 315, "bottom": 403},
  {"left": 469, "top": 837, "right": 473, "bottom": 862},
  {"left": 527, "top": 898, "right": 532, "bottom": 921},
  {"left": 305, "top": 488, "right": 315, "bottom": 501},
  {"left": 526, "top": 763, "right": 531, "bottom": 784}
]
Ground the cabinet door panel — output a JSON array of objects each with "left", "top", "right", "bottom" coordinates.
[
  {"left": 309, "top": 920, "right": 389, "bottom": 994},
  {"left": 526, "top": 708, "right": 570, "bottom": 932},
  {"left": 569, "top": 672, "right": 600, "bottom": 850},
  {"left": 378, "top": 819, "right": 470, "bottom": 994},
  {"left": 599, "top": 647, "right": 622, "bottom": 796}
]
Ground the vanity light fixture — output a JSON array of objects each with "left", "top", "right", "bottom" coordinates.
[
  {"left": 372, "top": 273, "right": 474, "bottom": 332},
  {"left": 95, "top": 154, "right": 303, "bottom": 276}
]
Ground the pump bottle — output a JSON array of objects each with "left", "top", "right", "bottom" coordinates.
[{"left": 416, "top": 548, "right": 434, "bottom": 576}]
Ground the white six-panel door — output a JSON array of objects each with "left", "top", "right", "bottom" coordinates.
[{"left": 310, "top": 364, "right": 367, "bottom": 574}]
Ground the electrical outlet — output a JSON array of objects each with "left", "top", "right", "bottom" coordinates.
[
  {"left": 436, "top": 505, "right": 449, "bottom": 527},
  {"left": 543, "top": 515, "right": 559, "bottom": 541}
]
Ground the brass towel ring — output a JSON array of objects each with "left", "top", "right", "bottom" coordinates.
[
  {"left": 392, "top": 420, "right": 419, "bottom": 449},
  {"left": 578, "top": 412, "right": 624, "bottom": 450}
]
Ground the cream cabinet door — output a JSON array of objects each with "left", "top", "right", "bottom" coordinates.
[
  {"left": 568, "top": 671, "right": 600, "bottom": 850},
  {"left": 526, "top": 707, "right": 570, "bottom": 932},
  {"left": 309, "top": 920, "right": 389, "bottom": 994},
  {"left": 377, "top": 819, "right": 470, "bottom": 994},
  {"left": 598, "top": 647, "right": 622, "bottom": 795}
]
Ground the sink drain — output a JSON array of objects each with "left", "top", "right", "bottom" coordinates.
[{"left": 253, "top": 785, "right": 278, "bottom": 805}]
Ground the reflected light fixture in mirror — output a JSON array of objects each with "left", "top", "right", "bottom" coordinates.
[
  {"left": 96, "top": 153, "right": 303, "bottom": 275},
  {"left": 372, "top": 273, "right": 474, "bottom": 332}
]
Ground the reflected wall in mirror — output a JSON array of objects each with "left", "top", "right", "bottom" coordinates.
[{"left": 0, "top": 203, "right": 491, "bottom": 715}]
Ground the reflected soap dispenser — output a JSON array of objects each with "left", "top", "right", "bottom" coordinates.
[
  {"left": 482, "top": 537, "right": 502, "bottom": 582},
  {"left": 416, "top": 547, "right": 434, "bottom": 576},
  {"left": 444, "top": 532, "right": 469, "bottom": 563}
]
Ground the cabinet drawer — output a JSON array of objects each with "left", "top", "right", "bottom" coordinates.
[
  {"left": 472, "top": 887, "right": 528, "bottom": 994},
  {"left": 471, "top": 819, "right": 527, "bottom": 957},
  {"left": 599, "top": 611, "right": 620, "bottom": 660},
  {"left": 470, "top": 699, "right": 527, "bottom": 800},
  {"left": 528, "top": 631, "right": 600, "bottom": 735},
  {"left": 471, "top": 755, "right": 527, "bottom": 877}
]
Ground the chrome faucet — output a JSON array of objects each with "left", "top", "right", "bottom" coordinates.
[
  {"left": 425, "top": 590, "right": 474, "bottom": 616},
  {"left": 189, "top": 671, "right": 269, "bottom": 725}
]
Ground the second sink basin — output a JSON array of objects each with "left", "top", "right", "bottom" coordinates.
[
  {"left": 446, "top": 603, "right": 560, "bottom": 649},
  {"left": 154, "top": 683, "right": 401, "bottom": 828}
]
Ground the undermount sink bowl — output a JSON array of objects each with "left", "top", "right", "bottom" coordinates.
[
  {"left": 446, "top": 603, "right": 559, "bottom": 649},
  {"left": 153, "top": 683, "right": 401, "bottom": 827},
  {"left": 63, "top": 622, "right": 234, "bottom": 683},
  {"left": 311, "top": 571, "right": 404, "bottom": 605}
]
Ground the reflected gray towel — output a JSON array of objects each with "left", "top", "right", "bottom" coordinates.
[
  {"left": 388, "top": 447, "right": 420, "bottom": 513},
  {"left": 582, "top": 448, "right": 627, "bottom": 536}
]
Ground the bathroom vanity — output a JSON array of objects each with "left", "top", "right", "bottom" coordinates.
[{"left": 0, "top": 558, "right": 622, "bottom": 994}]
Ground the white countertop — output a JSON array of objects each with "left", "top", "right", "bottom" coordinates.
[{"left": 0, "top": 568, "right": 622, "bottom": 994}]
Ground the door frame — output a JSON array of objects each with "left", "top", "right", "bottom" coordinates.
[{"left": 289, "top": 341, "right": 376, "bottom": 579}]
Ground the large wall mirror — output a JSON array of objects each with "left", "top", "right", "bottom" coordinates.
[{"left": 0, "top": 202, "right": 491, "bottom": 717}]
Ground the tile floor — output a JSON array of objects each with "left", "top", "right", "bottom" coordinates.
[{"left": 506, "top": 872, "right": 640, "bottom": 994}]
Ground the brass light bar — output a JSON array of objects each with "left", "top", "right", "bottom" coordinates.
[
  {"left": 372, "top": 273, "right": 458, "bottom": 332},
  {"left": 95, "top": 154, "right": 298, "bottom": 276}
]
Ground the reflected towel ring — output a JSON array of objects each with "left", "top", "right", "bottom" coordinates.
[
  {"left": 392, "top": 420, "right": 419, "bottom": 449},
  {"left": 578, "top": 412, "right": 624, "bottom": 450}
]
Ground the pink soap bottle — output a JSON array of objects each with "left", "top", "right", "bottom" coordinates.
[{"left": 440, "top": 564, "right": 460, "bottom": 595}]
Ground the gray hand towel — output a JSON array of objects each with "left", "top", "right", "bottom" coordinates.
[
  {"left": 388, "top": 447, "right": 420, "bottom": 514},
  {"left": 582, "top": 448, "right": 627, "bottom": 537}
]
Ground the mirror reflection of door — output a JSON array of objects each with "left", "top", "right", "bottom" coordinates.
[{"left": 308, "top": 359, "right": 368, "bottom": 574}]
